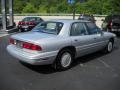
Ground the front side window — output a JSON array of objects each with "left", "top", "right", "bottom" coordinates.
[
  {"left": 86, "top": 22, "right": 101, "bottom": 35},
  {"left": 32, "top": 22, "right": 63, "bottom": 34},
  {"left": 70, "top": 22, "right": 88, "bottom": 36}
]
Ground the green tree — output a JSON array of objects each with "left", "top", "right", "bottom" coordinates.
[
  {"left": 10, "top": 0, "right": 120, "bottom": 14},
  {"left": 102, "top": 0, "right": 112, "bottom": 15},
  {"left": 111, "top": 0, "right": 120, "bottom": 14},
  {"left": 22, "top": 3, "right": 37, "bottom": 13},
  {"left": 57, "top": 1, "right": 69, "bottom": 13},
  {"left": 14, "top": 0, "right": 26, "bottom": 13},
  {"left": 38, "top": 5, "right": 47, "bottom": 13}
]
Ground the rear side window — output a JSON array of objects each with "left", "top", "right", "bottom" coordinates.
[
  {"left": 70, "top": 22, "right": 88, "bottom": 36},
  {"left": 86, "top": 22, "right": 101, "bottom": 35},
  {"left": 36, "top": 17, "right": 43, "bottom": 21}
]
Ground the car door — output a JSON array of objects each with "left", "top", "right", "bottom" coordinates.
[
  {"left": 70, "top": 22, "right": 98, "bottom": 57},
  {"left": 85, "top": 22, "right": 106, "bottom": 51}
]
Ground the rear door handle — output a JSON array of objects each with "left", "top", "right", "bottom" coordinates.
[{"left": 74, "top": 39, "right": 78, "bottom": 42}]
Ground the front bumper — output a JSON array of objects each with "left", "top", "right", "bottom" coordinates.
[
  {"left": 7, "top": 45, "right": 57, "bottom": 65},
  {"left": 111, "top": 29, "right": 120, "bottom": 33}
]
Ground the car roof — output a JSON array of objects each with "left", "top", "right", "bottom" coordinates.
[
  {"left": 24, "top": 16, "right": 41, "bottom": 18},
  {"left": 106, "top": 14, "right": 120, "bottom": 17},
  {"left": 48, "top": 19, "right": 90, "bottom": 24},
  {"left": 80, "top": 14, "right": 93, "bottom": 16},
  {"left": 105, "top": 14, "right": 120, "bottom": 21}
]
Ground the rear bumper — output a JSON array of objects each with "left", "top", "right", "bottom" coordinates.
[
  {"left": 18, "top": 25, "right": 35, "bottom": 31},
  {"left": 7, "top": 45, "right": 57, "bottom": 65}
]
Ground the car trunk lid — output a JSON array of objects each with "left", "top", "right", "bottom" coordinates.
[{"left": 11, "top": 31, "right": 57, "bottom": 43}]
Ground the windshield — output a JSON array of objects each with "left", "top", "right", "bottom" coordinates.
[{"left": 32, "top": 21, "right": 63, "bottom": 34}]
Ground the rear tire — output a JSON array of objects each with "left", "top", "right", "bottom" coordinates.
[{"left": 53, "top": 49, "right": 73, "bottom": 71}]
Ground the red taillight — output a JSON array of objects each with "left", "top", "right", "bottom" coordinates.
[
  {"left": 31, "top": 44, "right": 42, "bottom": 51},
  {"left": 18, "top": 22, "right": 21, "bottom": 25},
  {"left": 29, "top": 22, "right": 35, "bottom": 25},
  {"left": 19, "top": 21, "right": 25, "bottom": 25},
  {"left": 110, "top": 22, "right": 112, "bottom": 26},
  {"left": 22, "top": 42, "right": 31, "bottom": 49},
  {"left": 108, "top": 21, "right": 112, "bottom": 29},
  {"left": 26, "top": 22, "right": 29, "bottom": 25},
  {"left": 22, "top": 42, "right": 42, "bottom": 51},
  {"left": 9, "top": 38, "right": 14, "bottom": 44}
]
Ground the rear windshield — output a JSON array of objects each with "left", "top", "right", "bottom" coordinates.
[
  {"left": 22, "top": 17, "right": 38, "bottom": 22},
  {"left": 32, "top": 21, "right": 63, "bottom": 35},
  {"left": 79, "top": 16, "right": 94, "bottom": 21}
]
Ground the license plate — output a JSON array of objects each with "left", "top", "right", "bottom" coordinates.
[
  {"left": 14, "top": 40, "right": 22, "bottom": 48},
  {"left": 22, "top": 26, "right": 28, "bottom": 28},
  {"left": 112, "top": 29, "right": 117, "bottom": 31},
  {"left": 24, "top": 28, "right": 28, "bottom": 31}
]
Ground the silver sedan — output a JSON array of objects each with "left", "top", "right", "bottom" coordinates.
[{"left": 7, "top": 20, "right": 116, "bottom": 70}]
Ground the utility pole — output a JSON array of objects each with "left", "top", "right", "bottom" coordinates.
[
  {"left": 1, "top": 0, "right": 14, "bottom": 32},
  {"left": 73, "top": 3, "right": 75, "bottom": 20},
  {"left": 68, "top": 0, "right": 75, "bottom": 20},
  {"left": 9, "top": 0, "right": 14, "bottom": 26},
  {"left": 1, "top": 0, "right": 7, "bottom": 30}
]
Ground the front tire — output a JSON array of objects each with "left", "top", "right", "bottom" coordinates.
[
  {"left": 104, "top": 40, "right": 113, "bottom": 53},
  {"left": 54, "top": 49, "right": 73, "bottom": 71}
]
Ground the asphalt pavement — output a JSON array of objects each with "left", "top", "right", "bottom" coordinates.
[
  {"left": 0, "top": 34, "right": 8, "bottom": 37},
  {"left": 0, "top": 35, "right": 120, "bottom": 90}
]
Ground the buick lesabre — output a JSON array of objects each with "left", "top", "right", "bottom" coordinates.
[{"left": 7, "top": 20, "right": 116, "bottom": 70}]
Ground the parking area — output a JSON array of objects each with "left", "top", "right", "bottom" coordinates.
[
  {"left": 0, "top": 35, "right": 120, "bottom": 90},
  {"left": 0, "top": 34, "right": 8, "bottom": 37},
  {"left": 14, "top": 16, "right": 104, "bottom": 28}
]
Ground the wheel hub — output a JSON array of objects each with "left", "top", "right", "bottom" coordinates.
[{"left": 61, "top": 52, "right": 72, "bottom": 68}]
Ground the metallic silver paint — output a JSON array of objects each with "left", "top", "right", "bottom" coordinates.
[{"left": 7, "top": 20, "right": 116, "bottom": 65}]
